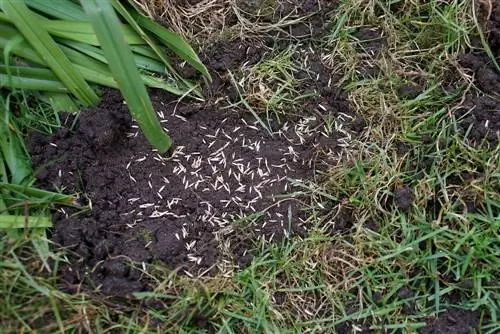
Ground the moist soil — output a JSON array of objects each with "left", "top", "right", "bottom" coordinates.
[
  {"left": 30, "top": 86, "right": 351, "bottom": 295},
  {"left": 420, "top": 309, "right": 481, "bottom": 334},
  {"left": 455, "top": 0, "right": 500, "bottom": 147},
  {"left": 29, "top": 20, "right": 358, "bottom": 295}
]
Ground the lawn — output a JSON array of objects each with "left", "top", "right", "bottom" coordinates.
[{"left": 0, "top": 0, "right": 498, "bottom": 333}]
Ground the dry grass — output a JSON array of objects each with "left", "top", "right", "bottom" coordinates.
[{"left": 132, "top": 0, "right": 314, "bottom": 45}]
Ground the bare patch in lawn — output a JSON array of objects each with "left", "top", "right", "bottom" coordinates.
[{"left": 28, "top": 30, "right": 357, "bottom": 295}]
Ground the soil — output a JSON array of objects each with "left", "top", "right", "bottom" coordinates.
[
  {"left": 28, "top": 21, "right": 360, "bottom": 295},
  {"left": 351, "top": 27, "right": 385, "bottom": 80},
  {"left": 335, "top": 308, "right": 481, "bottom": 334},
  {"left": 30, "top": 86, "right": 353, "bottom": 295},
  {"left": 455, "top": 1, "right": 500, "bottom": 147},
  {"left": 394, "top": 185, "right": 414, "bottom": 211},
  {"left": 420, "top": 309, "right": 481, "bottom": 334}
]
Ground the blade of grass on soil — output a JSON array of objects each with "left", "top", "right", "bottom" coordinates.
[
  {"left": 80, "top": 0, "right": 172, "bottom": 153},
  {"left": 0, "top": 0, "right": 98, "bottom": 106}
]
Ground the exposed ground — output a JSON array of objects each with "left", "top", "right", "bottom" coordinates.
[
  {"left": 29, "top": 80, "right": 355, "bottom": 293},
  {"left": 2, "top": 0, "right": 499, "bottom": 333}
]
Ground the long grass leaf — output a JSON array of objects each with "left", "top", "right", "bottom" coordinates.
[
  {"left": 0, "top": 0, "right": 98, "bottom": 106},
  {"left": 81, "top": 0, "right": 172, "bottom": 153},
  {"left": 0, "top": 182, "right": 77, "bottom": 205},
  {"left": 0, "top": 73, "right": 68, "bottom": 91},
  {"left": 0, "top": 64, "right": 58, "bottom": 79},
  {"left": 130, "top": 44, "right": 163, "bottom": 59},
  {"left": 44, "top": 92, "right": 79, "bottom": 112},
  {"left": 0, "top": 163, "right": 7, "bottom": 210},
  {"left": 132, "top": 12, "right": 212, "bottom": 81},
  {"left": 0, "top": 36, "right": 187, "bottom": 95},
  {"left": 0, "top": 97, "right": 32, "bottom": 185},
  {"left": 0, "top": 23, "right": 44, "bottom": 63},
  {"left": 110, "top": 0, "right": 176, "bottom": 74},
  {"left": 0, "top": 6, "right": 144, "bottom": 46},
  {"left": 44, "top": 20, "right": 144, "bottom": 46},
  {"left": 111, "top": 0, "right": 200, "bottom": 95},
  {"left": 24, "top": 0, "right": 86, "bottom": 21},
  {"left": 0, "top": 214, "right": 51, "bottom": 228},
  {"left": 61, "top": 43, "right": 187, "bottom": 94},
  {"left": 0, "top": 18, "right": 192, "bottom": 96},
  {"left": 61, "top": 40, "right": 167, "bottom": 73}
]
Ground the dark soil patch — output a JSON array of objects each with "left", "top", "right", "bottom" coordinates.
[
  {"left": 277, "top": 0, "right": 340, "bottom": 40},
  {"left": 421, "top": 309, "right": 481, "bottom": 334},
  {"left": 394, "top": 185, "right": 414, "bottom": 211},
  {"left": 29, "top": 87, "right": 351, "bottom": 295},
  {"left": 334, "top": 308, "right": 481, "bottom": 334},
  {"left": 480, "top": 0, "right": 500, "bottom": 57},
  {"left": 28, "top": 10, "right": 359, "bottom": 295},
  {"left": 455, "top": 1, "right": 500, "bottom": 147},
  {"left": 352, "top": 27, "right": 385, "bottom": 55},
  {"left": 351, "top": 27, "right": 385, "bottom": 80}
]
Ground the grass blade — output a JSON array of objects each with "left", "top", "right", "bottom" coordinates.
[
  {"left": 24, "top": 0, "right": 86, "bottom": 21},
  {"left": 45, "top": 20, "right": 144, "bottom": 46},
  {"left": 111, "top": 0, "right": 175, "bottom": 72},
  {"left": 0, "top": 182, "right": 77, "bottom": 205},
  {"left": 0, "top": 72, "right": 68, "bottom": 92},
  {"left": 1, "top": 37, "right": 187, "bottom": 95},
  {"left": 0, "top": 215, "right": 51, "bottom": 229},
  {"left": 0, "top": 96, "right": 32, "bottom": 185},
  {"left": 81, "top": 0, "right": 172, "bottom": 153},
  {"left": 0, "top": 0, "right": 98, "bottom": 106},
  {"left": 61, "top": 40, "right": 167, "bottom": 73},
  {"left": 110, "top": 0, "right": 200, "bottom": 96},
  {"left": 44, "top": 92, "right": 79, "bottom": 113},
  {"left": 128, "top": 7, "right": 211, "bottom": 82},
  {"left": 0, "top": 22, "right": 44, "bottom": 63}
]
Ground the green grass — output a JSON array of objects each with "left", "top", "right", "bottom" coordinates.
[{"left": 1, "top": 0, "right": 499, "bottom": 332}]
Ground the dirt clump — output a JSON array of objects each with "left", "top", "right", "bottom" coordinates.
[
  {"left": 394, "top": 185, "right": 414, "bottom": 211},
  {"left": 421, "top": 309, "right": 481, "bottom": 334}
]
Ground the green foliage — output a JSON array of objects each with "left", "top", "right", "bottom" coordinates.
[
  {"left": 0, "top": 0, "right": 210, "bottom": 152},
  {"left": 0, "top": 94, "right": 76, "bottom": 268},
  {"left": 81, "top": 0, "right": 171, "bottom": 153}
]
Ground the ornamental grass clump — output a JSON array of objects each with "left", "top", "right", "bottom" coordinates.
[{"left": 0, "top": 0, "right": 211, "bottom": 153}]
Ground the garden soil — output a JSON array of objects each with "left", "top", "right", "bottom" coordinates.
[
  {"left": 29, "top": 44, "right": 358, "bottom": 296},
  {"left": 456, "top": 0, "right": 500, "bottom": 147}
]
